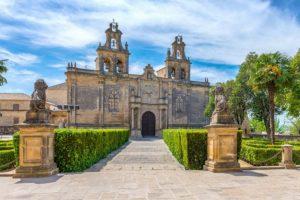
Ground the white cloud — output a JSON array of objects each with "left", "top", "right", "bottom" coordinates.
[
  {"left": 0, "top": 0, "right": 300, "bottom": 64},
  {"left": 0, "top": 48, "right": 39, "bottom": 66},
  {"left": 191, "top": 66, "right": 237, "bottom": 84}
]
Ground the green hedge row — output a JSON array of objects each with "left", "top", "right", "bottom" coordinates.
[
  {"left": 163, "top": 129, "right": 243, "bottom": 170},
  {"left": 163, "top": 129, "right": 207, "bottom": 169},
  {"left": 240, "top": 138, "right": 300, "bottom": 166},
  {"left": 13, "top": 129, "right": 130, "bottom": 172},
  {"left": 0, "top": 140, "right": 15, "bottom": 171},
  {"left": 55, "top": 128, "right": 130, "bottom": 172},
  {"left": 13, "top": 132, "right": 20, "bottom": 166},
  {"left": 0, "top": 150, "right": 15, "bottom": 170}
]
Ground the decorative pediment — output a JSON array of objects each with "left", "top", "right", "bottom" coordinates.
[{"left": 141, "top": 64, "right": 158, "bottom": 80}]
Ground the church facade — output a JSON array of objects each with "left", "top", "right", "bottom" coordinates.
[{"left": 64, "top": 21, "right": 210, "bottom": 137}]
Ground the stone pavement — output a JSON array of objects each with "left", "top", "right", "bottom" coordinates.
[{"left": 0, "top": 138, "right": 300, "bottom": 200}]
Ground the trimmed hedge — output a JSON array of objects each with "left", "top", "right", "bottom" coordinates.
[
  {"left": 13, "top": 132, "right": 20, "bottom": 166},
  {"left": 0, "top": 150, "right": 15, "bottom": 170},
  {"left": 0, "top": 140, "right": 15, "bottom": 171},
  {"left": 55, "top": 128, "right": 130, "bottom": 172},
  {"left": 240, "top": 138, "right": 300, "bottom": 166},
  {"left": 163, "top": 129, "right": 243, "bottom": 170},
  {"left": 163, "top": 129, "right": 207, "bottom": 169}
]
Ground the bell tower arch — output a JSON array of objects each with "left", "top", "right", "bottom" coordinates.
[
  {"left": 96, "top": 20, "right": 130, "bottom": 75},
  {"left": 165, "top": 35, "right": 191, "bottom": 81}
]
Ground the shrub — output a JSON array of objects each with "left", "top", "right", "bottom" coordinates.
[
  {"left": 13, "top": 132, "right": 20, "bottom": 166},
  {"left": 237, "top": 130, "right": 243, "bottom": 159},
  {"left": 163, "top": 129, "right": 243, "bottom": 170},
  {"left": 240, "top": 138, "right": 300, "bottom": 166},
  {"left": 163, "top": 129, "right": 207, "bottom": 170},
  {"left": 55, "top": 128, "right": 130, "bottom": 172},
  {"left": 0, "top": 150, "right": 15, "bottom": 170}
]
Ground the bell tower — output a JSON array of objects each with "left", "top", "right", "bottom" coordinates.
[
  {"left": 165, "top": 35, "right": 190, "bottom": 81},
  {"left": 96, "top": 20, "right": 130, "bottom": 75}
]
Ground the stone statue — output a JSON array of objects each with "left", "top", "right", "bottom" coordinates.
[
  {"left": 30, "top": 79, "right": 48, "bottom": 111},
  {"left": 25, "top": 79, "right": 50, "bottom": 124},
  {"left": 210, "top": 85, "right": 234, "bottom": 124}
]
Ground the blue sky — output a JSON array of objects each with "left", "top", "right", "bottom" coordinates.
[{"left": 0, "top": 0, "right": 300, "bottom": 94}]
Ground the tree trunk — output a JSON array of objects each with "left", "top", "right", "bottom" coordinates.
[
  {"left": 268, "top": 82, "right": 276, "bottom": 144},
  {"left": 263, "top": 118, "right": 271, "bottom": 137}
]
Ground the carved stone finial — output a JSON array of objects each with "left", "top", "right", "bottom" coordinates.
[{"left": 210, "top": 85, "right": 235, "bottom": 125}]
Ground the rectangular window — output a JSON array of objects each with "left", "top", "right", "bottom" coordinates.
[
  {"left": 13, "top": 104, "right": 19, "bottom": 111},
  {"left": 13, "top": 117, "right": 19, "bottom": 124}
]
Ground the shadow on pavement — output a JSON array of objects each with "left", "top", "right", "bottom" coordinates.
[
  {"left": 16, "top": 174, "right": 63, "bottom": 184},
  {"left": 130, "top": 136, "right": 161, "bottom": 141},
  {"left": 228, "top": 170, "right": 268, "bottom": 177}
]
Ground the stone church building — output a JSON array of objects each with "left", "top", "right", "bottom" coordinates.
[{"left": 51, "top": 21, "right": 210, "bottom": 137}]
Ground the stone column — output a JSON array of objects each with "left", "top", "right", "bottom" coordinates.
[
  {"left": 131, "top": 108, "right": 135, "bottom": 129},
  {"left": 13, "top": 124, "right": 58, "bottom": 178},
  {"left": 279, "top": 144, "right": 296, "bottom": 169}
]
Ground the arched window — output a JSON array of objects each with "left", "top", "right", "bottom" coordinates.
[
  {"left": 177, "top": 50, "right": 181, "bottom": 59},
  {"left": 170, "top": 68, "right": 175, "bottom": 79},
  {"left": 176, "top": 96, "right": 184, "bottom": 113},
  {"left": 111, "top": 38, "right": 117, "bottom": 49},
  {"left": 103, "top": 58, "right": 110, "bottom": 74},
  {"left": 181, "top": 69, "right": 186, "bottom": 80},
  {"left": 108, "top": 90, "right": 120, "bottom": 112},
  {"left": 116, "top": 60, "right": 123, "bottom": 73}
]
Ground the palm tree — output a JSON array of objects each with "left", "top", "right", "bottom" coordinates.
[
  {"left": 248, "top": 52, "right": 291, "bottom": 144},
  {"left": 0, "top": 59, "right": 8, "bottom": 86}
]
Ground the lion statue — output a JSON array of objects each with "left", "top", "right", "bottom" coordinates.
[{"left": 30, "top": 79, "right": 48, "bottom": 111}]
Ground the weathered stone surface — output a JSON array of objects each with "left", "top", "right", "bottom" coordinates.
[
  {"left": 64, "top": 22, "right": 210, "bottom": 137},
  {"left": 204, "top": 124, "right": 241, "bottom": 172},
  {"left": 13, "top": 124, "right": 58, "bottom": 178},
  {"left": 279, "top": 144, "right": 296, "bottom": 169}
]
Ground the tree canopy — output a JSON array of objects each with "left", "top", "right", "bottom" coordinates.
[{"left": 0, "top": 59, "right": 8, "bottom": 86}]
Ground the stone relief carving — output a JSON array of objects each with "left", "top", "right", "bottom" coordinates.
[
  {"left": 130, "top": 86, "right": 136, "bottom": 97},
  {"left": 143, "top": 84, "right": 154, "bottom": 97}
]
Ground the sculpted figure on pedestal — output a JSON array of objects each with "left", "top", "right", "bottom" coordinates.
[{"left": 211, "top": 85, "right": 234, "bottom": 125}]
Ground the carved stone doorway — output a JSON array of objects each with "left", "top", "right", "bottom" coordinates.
[{"left": 141, "top": 111, "right": 155, "bottom": 137}]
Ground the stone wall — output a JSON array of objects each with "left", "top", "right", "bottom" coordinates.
[
  {"left": 0, "top": 100, "right": 29, "bottom": 126},
  {"left": 66, "top": 68, "right": 210, "bottom": 136}
]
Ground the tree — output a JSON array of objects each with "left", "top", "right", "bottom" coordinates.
[
  {"left": 0, "top": 59, "right": 8, "bottom": 86},
  {"left": 236, "top": 53, "right": 271, "bottom": 136},
  {"left": 288, "top": 117, "right": 300, "bottom": 135},
  {"left": 248, "top": 52, "right": 291, "bottom": 144},
  {"left": 249, "top": 118, "right": 266, "bottom": 132},
  {"left": 286, "top": 50, "right": 300, "bottom": 117}
]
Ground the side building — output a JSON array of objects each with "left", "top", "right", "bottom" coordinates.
[
  {"left": 64, "top": 21, "right": 210, "bottom": 137},
  {"left": 0, "top": 93, "right": 30, "bottom": 134}
]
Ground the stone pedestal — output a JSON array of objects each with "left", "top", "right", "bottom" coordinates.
[
  {"left": 204, "top": 124, "right": 241, "bottom": 172},
  {"left": 279, "top": 144, "right": 296, "bottom": 169},
  {"left": 13, "top": 124, "right": 58, "bottom": 178}
]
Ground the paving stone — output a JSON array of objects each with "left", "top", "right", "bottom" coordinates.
[{"left": 1, "top": 138, "right": 300, "bottom": 200}]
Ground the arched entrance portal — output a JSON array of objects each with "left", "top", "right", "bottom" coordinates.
[{"left": 141, "top": 111, "right": 155, "bottom": 137}]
